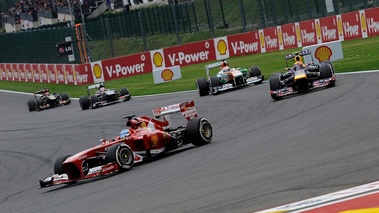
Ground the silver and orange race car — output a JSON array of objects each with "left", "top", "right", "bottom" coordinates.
[
  {"left": 196, "top": 59, "right": 264, "bottom": 96},
  {"left": 268, "top": 50, "right": 336, "bottom": 100},
  {"left": 39, "top": 101, "right": 213, "bottom": 188}
]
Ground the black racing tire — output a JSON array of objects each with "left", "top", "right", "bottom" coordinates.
[
  {"left": 320, "top": 63, "right": 335, "bottom": 87},
  {"left": 249, "top": 66, "right": 262, "bottom": 77},
  {"left": 61, "top": 93, "right": 70, "bottom": 105},
  {"left": 90, "top": 95, "right": 98, "bottom": 109},
  {"left": 250, "top": 66, "right": 264, "bottom": 85},
  {"left": 322, "top": 60, "right": 334, "bottom": 73},
  {"left": 27, "top": 99, "right": 36, "bottom": 111},
  {"left": 320, "top": 63, "right": 333, "bottom": 78},
  {"left": 120, "top": 88, "right": 131, "bottom": 101},
  {"left": 196, "top": 78, "right": 209, "bottom": 97},
  {"left": 107, "top": 144, "right": 134, "bottom": 171},
  {"left": 35, "top": 99, "right": 43, "bottom": 110},
  {"left": 269, "top": 75, "right": 283, "bottom": 100},
  {"left": 79, "top": 96, "right": 89, "bottom": 110},
  {"left": 210, "top": 76, "right": 221, "bottom": 87},
  {"left": 54, "top": 155, "right": 71, "bottom": 174},
  {"left": 186, "top": 117, "right": 213, "bottom": 146}
]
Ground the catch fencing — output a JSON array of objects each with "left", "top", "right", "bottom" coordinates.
[{"left": 0, "top": 0, "right": 377, "bottom": 63}]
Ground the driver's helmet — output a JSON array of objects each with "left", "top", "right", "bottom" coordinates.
[
  {"left": 221, "top": 66, "right": 230, "bottom": 73},
  {"left": 294, "top": 62, "right": 305, "bottom": 71},
  {"left": 43, "top": 88, "right": 49, "bottom": 95},
  {"left": 120, "top": 129, "right": 130, "bottom": 138},
  {"left": 221, "top": 60, "right": 229, "bottom": 68},
  {"left": 99, "top": 84, "right": 105, "bottom": 93}
]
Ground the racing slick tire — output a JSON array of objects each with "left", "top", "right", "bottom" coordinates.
[
  {"left": 186, "top": 117, "right": 213, "bottom": 146},
  {"left": 35, "top": 99, "right": 43, "bottom": 111},
  {"left": 90, "top": 95, "right": 99, "bottom": 109},
  {"left": 322, "top": 60, "right": 335, "bottom": 73},
  {"left": 54, "top": 155, "right": 71, "bottom": 174},
  {"left": 107, "top": 144, "right": 134, "bottom": 171},
  {"left": 196, "top": 78, "right": 209, "bottom": 97},
  {"left": 79, "top": 96, "right": 89, "bottom": 110},
  {"left": 249, "top": 66, "right": 264, "bottom": 85},
  {"left": 60, "top": 93, "right": 71, "bottom": 105},
  {"left": 120, "top": 88, "right": 131, "bottom": 101},
  {"left": 27, "top": 99, "right": 36, "bottom": 111},
  {"left": 269, "top": 75, "right": 283, "bottom": 100},
  {"left": 320, "top": 63, "right": 335, "bottom": 87},
  {"left": 210, "top": 76, "right": 221, "bottom": 95}
]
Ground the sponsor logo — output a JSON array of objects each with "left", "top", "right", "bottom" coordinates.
[
  {"left": 315, "top": 46, "right": 332, "bottom": 62},
  {"left": 265, "top": 35, "right": 278, "bottom": 48},
  {"left": 76, "top": 72, "right": 88, "bottom": 83},
  {"left": 151, "top": 134, "right": 159, "bottom": 147},
  {"left": 278, "top": 27, "right": 283, "bottom": 46},
  {"left": 322, "top": 26, "right": 337, "bottom": 40},
  {"left": 337, "top": 16, "right": 343, "bottom": 37},
  {"left": 217, "top": 39, "right": 227, "bottom": 55},
  {"left": 259, "top": 31, "right": 265, "bottom": 49},
  {"left": 283, "top": 33, "right": 296, "bottom": 46},
  {"left": 153, "top": 52, "right": 163, "bottom": 67},
  {"left": 343, "top": 22, "right": 359, "bottom": 37},
  {"left": 361, "top": 13, "right": 367, "bottom": 33},
  {"left": 93, "top": 63, "right": 102, "bottom": 79},
  {"left": 296, "top": 24, "right": 301, "bottom": 43},
  {"left": 168, "top": 51, "right": 210, "bottom": 65},
  {"left": 367, "top": 17, "right": 379, "bottom": 33},
  {"left": 105, "top": 63, "right": 145, "bottom": 78},
  {"left": 161, "top": 69, "right": 174, "bottom": 81},
  {"left": 102, "top": 164, "right": 115, "bottom": 172},
  {"left": 230, "top": 41, "right": 258, "bottom": 54},
  {"left": 316, "top": 21, "right": 321, "bottom": 40}
]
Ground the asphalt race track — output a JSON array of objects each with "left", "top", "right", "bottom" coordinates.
[{"left": 1, "top": 71, "right": 379, "bottom": 213}]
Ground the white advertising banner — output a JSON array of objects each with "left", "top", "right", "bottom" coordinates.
[
  {"left": 153, "top": 66, "right": 182, "bottom": 84},
  {"left": 302, "top": 40, "right": 343, "bottom": 64}
]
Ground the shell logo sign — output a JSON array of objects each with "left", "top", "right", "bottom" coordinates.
[
  {"left": 217, "top": 39, "right": 227, "bottom": 55},
  {"left": 315, "top": 46, "right": 332, "bottom": 62},
  {"left": 93, "top": 64, "right": 102, "bottom": 79},
  {"left": 90, "top": 62, "right": 105, "bottom": 83},
  {"left": 161, "top": 69, "right": 174, "bottom": 81},
  {"left": 302, "top": 40, "right": 343, "bottom": 64},
  {"left": 153, "top": 65, "right": 181, "bottom": 84},
  {"left": 153, "top": 52, "right": 164, "bottom": 67},
  {"left": 259, "top": 30, "right": 265, "bottom": 52},
  {"left": 315, "top": 19, "right": 322, "bottom": 43}
]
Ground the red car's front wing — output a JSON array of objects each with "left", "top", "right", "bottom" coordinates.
[{"left": 39, "top": 153, "right": 143, "bottom": 188}]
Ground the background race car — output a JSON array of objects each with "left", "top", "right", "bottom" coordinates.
[
  {"left": 27, "top": 88, "right": 70, "bottom": 111},
  {"left": 269, "top": 50, "right": 336, "bottom": 100},
  {"left": 79, "top": 82, "right": 131, "bottom": 110},
  {"left": 196, "top": 59, "right": 264, "bottom": 96},
  {"left": 39, "top": 101, "right": 213, "bottom": 188}
]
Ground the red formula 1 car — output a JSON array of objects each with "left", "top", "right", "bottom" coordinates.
[{"left": 39, "top": 101, "right": 213, "bottom": 188}]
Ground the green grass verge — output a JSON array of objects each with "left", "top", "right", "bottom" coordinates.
[{"left": 1, "top": 36, "right": 378, "bottom": 98}]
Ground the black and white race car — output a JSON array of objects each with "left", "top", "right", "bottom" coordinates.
[
  {"left": 27, "top": 88, "right": 70, "bottom": 111},
  {"left": 79, "top": 83, "right": 131, "bottom": 110}
]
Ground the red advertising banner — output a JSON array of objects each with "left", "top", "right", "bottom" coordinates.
[
  {"left": 298, "top": 20, "right": 318, "bottom": 46},
  {"left": 227, "top": 31, "right": 260, "bottom": 57},
  {"left": 163, "top": 40, "right": 216, "bottom": 67},
  {"left": 364, "top": 7, "right": 379, "bottom": 37},
  {"left": 23, "top": 64, "right": 33, "bottom": 82},
  {"left": 0, "top": 64, "right": 4, "bottom": 80},
  {"left": 75, "top": 64, "right": 92, "bottom": 85},
  {"left": 339, "top": 11, "right": 362, "bottom": 40},
  {"left": 39, "top": 64, "right": 49, "bottom": 83},
  {"left": 55, "top": 64, "right": 67, "bottom": 84},
  {"left": 279, "top": 23, "right": 297, "bottom": 49},
  {"left": 99, "top": 52, "right": 152, "bottom": 81},
  {"left": 319, "top": 16, "right": 339, "bottom": 43},
  {"left": 65, "top": 65, "right": 76, "bottom": 85},
  {"left": 18, "top": 64, "right": 26, "bottom": 82},
  {"left": 263, "top": 27, "right": 279, "bottom": 52}
]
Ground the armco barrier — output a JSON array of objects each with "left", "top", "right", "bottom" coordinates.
[{"left": 1, "top": 7, "right": 379, "bottom": 85}]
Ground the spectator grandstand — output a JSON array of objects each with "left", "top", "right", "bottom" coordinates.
[{"left": 1, "top": 0, "right": 172, "bottom": 32}]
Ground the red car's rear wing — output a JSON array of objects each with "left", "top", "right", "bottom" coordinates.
[{"left": 152, "top": 101, "right": 198, "bottom": 121}]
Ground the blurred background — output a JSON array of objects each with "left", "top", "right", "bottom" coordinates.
[{"left": 0, "top": 0, "right": 377, "bottom": 64}]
